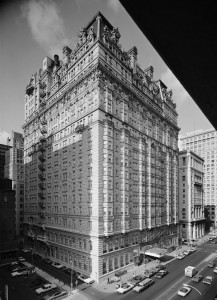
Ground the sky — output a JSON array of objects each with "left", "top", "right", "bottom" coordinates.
[{"left": 0, "top": 0, "right": 214, "bottom": 144}]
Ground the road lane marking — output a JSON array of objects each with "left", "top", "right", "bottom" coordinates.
[{"left": 154, "top": 256, "right": 215, "bottom": 300}]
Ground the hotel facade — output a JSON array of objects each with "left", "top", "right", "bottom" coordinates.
[{"left": 23, "top": 12, "right": 179, "bottom": 282}]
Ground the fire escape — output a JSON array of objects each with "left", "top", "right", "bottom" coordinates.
[{"left": 38, "top": 116, "right": 47, "bottom": 230}]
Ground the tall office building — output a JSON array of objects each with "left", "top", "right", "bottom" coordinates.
[
  {"left": 179, "top": 128, "right": 217, "bottom": 228},
  {"left": 4, "top": 132, "right": 24, "bottom": 237},
  {"left": 178, "top": 150, "right": 205, "bottom": 243},
  {"left": 23, "top": 12, "right": 179, "bottom": 282}
]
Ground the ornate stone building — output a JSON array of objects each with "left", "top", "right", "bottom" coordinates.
[
  {"left": 23, "top": 12, "right": 179, "bottom": 282},
  {"left": 178, "top": 150, "right": 205, "bottom": 243}
]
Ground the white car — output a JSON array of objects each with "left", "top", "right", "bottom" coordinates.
[
  {"left": 203, "top": 276, "right": 213, "bottom": 285},
  {"left": 213, "top": 267, "right": 217, "bottom": 274},
  {"left": 22, "top": 248, "right": 31, "bottom": 253},
  {"left": 46, "top": 290, "right": 67, "bottom": 300},
  {"left": 189, "top": 248, "right": 197, "bottom": 253},
  {"left": 176, "top": 254, "right": 185, "bottom": 259},
  {"left": 18, "top": 257, "right": 26, "bottom": 262},
  {"left": 51, "top": 262, "right": 64, "bottom": 269},
  {"left": 116, "top": 282, "right": 134, "bottom": 294},
  {"left": 183, "top": 250, "right": 191, "bottom": 256},
  {"left": 11, "top": 261, "right": 19, "bottom": 266},
  {"left": 177, "top": 286, "right": 191, "bottom": 297},
  {"left": 11, "top": 269, "right": 27, "bottom": 277},
  {"left": 35, "top": 283, "right": 57, "bottom": 295},
  {"left": 11, "top": 267, "right": 35, "bottom": 277},
  {"left": 77, "top": 274, "right": 95, "bottom": 284}
]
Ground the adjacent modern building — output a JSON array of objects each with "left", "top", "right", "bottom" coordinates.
[
  {"left": 0, "top": 178, "right": 17, "bottom": 260},
  {"left": 23, "top": 12, "right": 179, "bottom": 282},
  {"left": 179, "top": 128, "right": 217, "bottom": 228},
  {"left": 178, "top": 150, "right": 205, "bottom": 243},
  {"left": 4, "top": 132, "right": 24, "bottom": 238}
]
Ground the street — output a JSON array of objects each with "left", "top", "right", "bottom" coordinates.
[{"left": 1, "top": 242, "right": 217, "bottom": 300}]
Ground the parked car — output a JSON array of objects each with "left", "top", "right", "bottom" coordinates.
[
  {"left": 11, "top": 267, "right": 35, "bottom": 277},
  {"left": 176, "top": 254, "right": 185, "bottom": 260},
  {"left": 33, "top": 253, "right": 42, "bottom": 260},
  {"left": 46, "top": 290, "right": 67, "bottom": 300},
  {"left": 63, "top": 267, "right": 71, "bottom": 275},
  {"left": 213, "top": 267, "right": 217, "bottom": 274},
  {"left": 11, "top": 265, "right": 26, "bottom": 272},
  {"left": 156, "top": 264, "right": 166, "bottom": 270},
  {"left": 18, "top": 257, "right": 26, "bottom": 262},
  {"left": 11, "top": 267, "right": 27, "bottom": 277},
  {"left": 129, "top": 275, "right": 145, "bottom": 286},
  {"left": 52, "top": 262, "right": 64, "bottom": 269},
  {"left": 77, "top": 274, "right": 94, "bottom": 284},
  {"left": 29, "top": 277, "right": 46, "bottom": 288},
  {"left": 189, "top": 248, "right": 197, "bottom": 253},
  {"left": 144, "top": 267, "right": 158, "bottom": 278},
  {"left": 22, "top": 248, "right": 31, "bottom": 253},
  {"left": 203, "top": 276, "right": 213, "bottom": 285},
  {"left": 183, "top": 250, "right": 191, "bottom": 256},
  {"left": 155, "top": 270, "right": 169, "bottom": 278},
  {"left": 35, "top": 283, "right": 57, "bottom": 295},
  {"left": 116, "top": 282, "right": 134, "bottom": 294},
  {"left": 133, "top": 278, "right": 154, "bottom": 293},
  {"left": 177, "top": 286, "right": 191, "bottom": 297},
  {"left": 192, "top": 274, "right": 203, "bottom": 282},
  {"left": 43, "top": 258, "right": 53, "bottom": 264},
  {"left": 208, "top": 262, "right": 216, "bottom": 268}
]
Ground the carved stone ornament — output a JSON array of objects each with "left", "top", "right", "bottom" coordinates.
[
  {"left": 167, "top": 89, "right": 173, "bottom": 99},
  {"left": 152, "top": 83, "right": 159, "bottom": 95},
  {"left": 63, "top": 45, "right": 72, "bottom": 66},
  {"left": 145, "top": 66, "right": 154, "bottom": 81},
  {"left": 102, "top": 25, "right": 110, "bottom": 43},
  {"left": 77, "top": 27, "right": 87, "bottom": 44},
  {"left": 110, "top": 27, "right": 121, "bottom": 44},
  {"left": 87, "top": 26, "right": 95, "bottom": 43}
]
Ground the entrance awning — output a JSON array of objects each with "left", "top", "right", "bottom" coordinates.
[{"left": 144, "top": 247, "right": 167, "bottom": 258}]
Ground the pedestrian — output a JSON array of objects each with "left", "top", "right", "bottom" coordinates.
[{"left": 107, "top": 277, "right": 110, "bottom": 284}]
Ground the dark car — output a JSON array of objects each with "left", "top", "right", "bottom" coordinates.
[
  {"left": 33, "top": 253, "right": 42, "bottom": 260},
  {"left": 29, "top": 277, "right": 46, "bottom": 288},
  {"left": 208, "top": 262, "right": 216, "bottom": 268},
  {"left": 156, "top": 265, "right": 166, "bottom": 271},
  {"left": 130, "top": 275, "right": 145, "bottom": 286},
  {"left": 63, "top": 267, "right": 72, "bottom": 275},
  {"left": 43, "top": 258, "right": 53, "bottom": 264},
  {"left": 192, "top": 274, "right": 203, "bottom": 282},
  {"left": 155, "top": 270, "right": 169, "bottom": 278}
]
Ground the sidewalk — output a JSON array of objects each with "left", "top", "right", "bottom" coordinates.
[
  {"left": 20, "top": 232, "right": 214, "bottom": 298},
  {"left": 92, "top": 232, "right": 214, "bottom": 294}
]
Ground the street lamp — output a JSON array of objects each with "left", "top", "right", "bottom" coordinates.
[
  {"left": 183, "top": 283, "right": 202, "bottom": 296},
  {"left": 69, "top": 259, "right": 73, "bottom": 294}
]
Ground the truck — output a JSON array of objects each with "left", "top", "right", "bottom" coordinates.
[{"left": 185, "top": 266, "right": 197, "bottom": 277}]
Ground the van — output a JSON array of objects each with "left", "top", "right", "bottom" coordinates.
[
  {"left": 133, "top": 278, "right": 154, "bottom": 293},
  {"left": 185, "top": 266, "right": 196, "bottom": 277}
]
